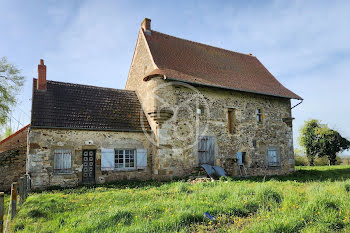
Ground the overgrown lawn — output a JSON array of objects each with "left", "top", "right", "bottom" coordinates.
[{"left": 9, "top": 165, "right": 350, "bottom": 232}]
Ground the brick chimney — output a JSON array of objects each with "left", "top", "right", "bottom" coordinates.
[
  {"left": 141, "top": 18, "right": 151, "bottom": 34},
  {"left": 37, "top": 59, "right": 47, "bottom": 90}
]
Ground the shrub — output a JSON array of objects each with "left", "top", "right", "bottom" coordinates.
[
  {"left": 314, "top": 156, "right": 342, "bottom": 166},
  {"left": 295, "top": 155, "right": 308, "bottom": 166}
]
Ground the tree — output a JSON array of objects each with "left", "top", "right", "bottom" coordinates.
[
  {"left": 298, "top": 119, "right": 321, "bottom": 166},
  {"left": 0, "top": 126, "right": 13, "bottom": 140},
  {"left": 316, "top": 127, "right": 350, "bottom": 165},
  {"left": 5, "top": 127, "right": 13, "bottom": 137},
  {"left": 0, "top": 57, "right": 25, "bottom": 125}
]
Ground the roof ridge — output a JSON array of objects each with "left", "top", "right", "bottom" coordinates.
[
  {"left": 35, "top": 79, "right": 137, "bottom": 93},
  {"left": 150, "top": 30, "right": 257, "bottom": 58}
]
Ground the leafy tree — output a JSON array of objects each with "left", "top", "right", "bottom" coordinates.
[
  {"left": 0, "top": 126, "right": 13, "bottom": 140},
  {"left": 0, "top": 57, "right": 25, "bottom": 125},
  {"left": 316, "top": 127, "right": 350, "bottom": 165},
  {"left": 5, "top": 127, "right": 13, "bottom": 137},
  {"left": 298, "top": 119, "right": 321, "bottom": 166}
]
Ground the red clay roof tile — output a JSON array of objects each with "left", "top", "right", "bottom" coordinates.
[{"left": 143, "top": 30, "right": 302, "bottom": 100}]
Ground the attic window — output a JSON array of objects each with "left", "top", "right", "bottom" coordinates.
[{"left": 256, "top": 109, "right": 263, "bottom": 123}]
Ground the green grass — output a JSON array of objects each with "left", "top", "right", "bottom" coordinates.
[{"left": 9, "top": 165, "right": 350, "bottom": 232}]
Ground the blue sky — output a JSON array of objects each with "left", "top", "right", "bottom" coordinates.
[{"left": 1, "top": 0, "right": 349, "bottom": 153}]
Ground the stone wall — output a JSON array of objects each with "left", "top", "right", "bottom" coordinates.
[
  {"left": 0, "top": 125, "right": 28, "bottom": 191},
  {"left": 0, "top": 124, "right": 29, "bottom": 153},
  {"left": 0, "top": 147, "right": 27, "bottom": 192},
  {"left": 27, "top": 128, "right": 155, "bottom": 190},
  {"left": 125, "top": 29, "right": 160, "bottom": 133},
  {"left": 151, "top": 82, "right": 295, "bottom": 179}
]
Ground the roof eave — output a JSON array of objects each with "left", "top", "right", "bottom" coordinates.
[
  {"left": 144, "top": 74, "right": 303, "bottom": 100},
  {"left": 30, "top": 125, "right": 152, "bottom": 133}
]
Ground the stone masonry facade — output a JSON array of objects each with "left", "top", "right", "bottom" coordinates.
[
  {"left": 27, "top": 129, "right": 154, "bottom": 190},
  {"left": 151, "top": 81, "right": 294, "bottom": 178}
]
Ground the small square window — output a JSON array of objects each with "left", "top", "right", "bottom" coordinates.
[
  {"left": 197, "top": 106, "right": 204, "bottom": 115},
  {"left": 114, "top": 149, "right": 136, "bottom": 169}
]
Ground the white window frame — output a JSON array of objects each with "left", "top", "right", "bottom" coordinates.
[
  {"left": 267, "top": 147, "right": 279, "bottom": 167},
  {"left": 54, "top": 149, "right": 72, "bottom": 173},
  {"left": 114, "top": 149, "right": 136, "bottom": 170}
]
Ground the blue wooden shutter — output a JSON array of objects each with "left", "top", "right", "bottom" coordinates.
[
  {"left": 137, "top": 149, "right": 147, "bottom": 169},
  {"left": 101, "top": 148, "right": 115, "bottom": 170}
]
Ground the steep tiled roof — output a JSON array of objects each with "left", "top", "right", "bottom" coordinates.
[
  {"left": 31, "top": 79, "right": 151, "bottom": 131},
  {"left": 143, "top": 30, "right": 302, "bottom": 100}
]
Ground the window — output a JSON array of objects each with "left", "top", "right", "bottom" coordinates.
[
  {"left": 54, "top": 149, "right": 71, "bottom": 173},
  {"left": 101, "top": 148, "right": 147, "bottom": 171},
  {"left": 267, "top": 148, "right": 279, "bottom": 167},
  {"left": 197, "top": 106, "right": 204, "bottom": 115},
  {"left": 236, "top": 152, "right": 247, "bottom": 165},
  {"left": 256, "top": 109, "right": 263, "bottom": 123},
  {"left": 228, "top": 108, "right": 237, "bottom": 134},
  {"left": 115, "top": 149, "right": 135, "bottom": 169}
]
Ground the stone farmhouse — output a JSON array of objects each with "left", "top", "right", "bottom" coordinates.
[{"left": 26, "top": 18, "right": 302, "bottom": 189}]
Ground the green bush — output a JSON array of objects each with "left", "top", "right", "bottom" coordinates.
[
  {"left": 295, "top": 155, "right": 308, "bottom": 166},
  {"left": 314, "top": 156, "right": 342, "bottom": 166}
]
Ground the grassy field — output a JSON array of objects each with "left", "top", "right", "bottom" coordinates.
[{"left": 7, "top": 165, "right": 350, "bottom": 232}]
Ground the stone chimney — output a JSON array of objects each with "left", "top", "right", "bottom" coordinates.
[
  {"left": 37, "top": 59, "right": 47, "bottom": 90},
  {"left": 141, "top": 18, "right": 151, "bottom": 34}
]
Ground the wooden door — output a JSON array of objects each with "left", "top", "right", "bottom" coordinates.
[
  {"left": 82, "top": 150, "right": 96, "bottom": 184},
  {"left": 198, "top": 136, "right": 215, "bottom": 165}
]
